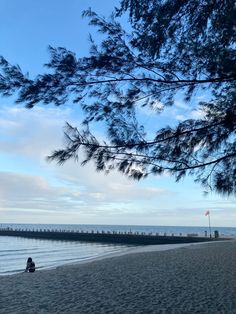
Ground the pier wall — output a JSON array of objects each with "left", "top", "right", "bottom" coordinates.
[{"left": 0, "top": 229, "right": 215, "bottom": 245}]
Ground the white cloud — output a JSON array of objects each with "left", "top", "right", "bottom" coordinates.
[
  {"left": 0, "top": 171, "right": 82, "bottom": 211},
  {"left": 0, "top": 105, "right": 169, "bottom": 219},
  {"left": 174, "top": 100, "right": 189, "bottom": 110},
  {"left": 163, "top": 100, "right": 206, "bottom": 122},
  {"left": 0, "top": 105, "right": 235, "bottom": 226},
  {"left": 137, "top": 100, "right": 164, "bottom": 117},
  {"left": 190, "top": 109, "right": 205, "bottom": 119},
  {"left": 0, "top": 106, "right": 74, "bottom": 159},
  {"left": 0, "top": 169, "right": 169, "bottom": 224},
  {"left": 176, "top": 114, "right": 186, "bottom": 121}
]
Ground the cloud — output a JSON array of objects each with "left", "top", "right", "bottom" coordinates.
[
  {"left": 190, "top": 109, "right": 205, "bottom": 119},
  {"left": 0, "top": 171, "right": 82, "bottom": 211},
  {"left": 174, "top": 100, "right": 189, "bottom": 110},
  {"left": 0, "top": 105, "right": 169, "bottom": 218},
  {"left": 163, "top": 100, "right": 206, "bottom": 122},
  {"left": 0, "top": 106, "right": 74, "bottom": 159},
  {"left": 0, "top": 169, "right": 168, "bottom": 220},
  {"left": 176, "top": 114, "right": 186, "bottom": 121},
  {"left": 137, "top": 100, "right": 164, "bottom": 117},
  {"left": 1, "top": 105, "right": 234, "bottom": 226}
]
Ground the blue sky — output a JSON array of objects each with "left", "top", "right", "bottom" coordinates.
[{"left": 0, "top": 0, "right": 235, "bottom": 227}]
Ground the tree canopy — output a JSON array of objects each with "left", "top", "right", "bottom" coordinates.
[{"left": 0, "top": 0, "right": 235, "bottom": 195}]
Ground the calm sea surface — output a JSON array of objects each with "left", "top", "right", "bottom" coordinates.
[{"left": 1, "top": 224, "right": 235, "bottom": 276}]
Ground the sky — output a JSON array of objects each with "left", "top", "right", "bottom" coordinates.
[{"left": 0, "top": 0, "right": 235, "bottom": 227}]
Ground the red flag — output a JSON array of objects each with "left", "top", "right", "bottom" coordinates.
[{"left": 205, "top": 210, "right": 210, "bottom": 216}]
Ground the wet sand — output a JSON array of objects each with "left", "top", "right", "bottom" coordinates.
[{"left": 0, "top": 240, "right": 235, "bottom": 313}]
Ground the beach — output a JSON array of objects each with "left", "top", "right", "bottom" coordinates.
[{"left": 0, "top": 240, "right": 235, "bottom": 314}]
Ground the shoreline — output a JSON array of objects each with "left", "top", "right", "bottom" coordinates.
[
  {"left": 1, "top": 240, "right": 235, "bottom": 313},
  {"left": 53, "top": 240, "right": 220, "bottom": 271},
  {"left": 1, "top": 240, "right": 219, "bottom": 277}
]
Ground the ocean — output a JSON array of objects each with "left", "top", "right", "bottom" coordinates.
[{"left": 1, "top": 223, "right": 235, "bottom": 276}]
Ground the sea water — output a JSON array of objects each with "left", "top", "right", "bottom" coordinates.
[
  {"left": 0, "top": 224, "right": 235, "bottom": 275},
  {"left": 0, "top": 236, "right": 132, "bottom": 275}
]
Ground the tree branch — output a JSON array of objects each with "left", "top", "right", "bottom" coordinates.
[
  {"left": 65, "top": 121, "right": 222, "bottom": 150},
  {"left": 72, "top": 75, "right": 235, "bottom": 87}
]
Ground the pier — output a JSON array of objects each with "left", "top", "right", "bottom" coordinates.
[{"left": 0, "top": 227, "right": 219, "bottom": 245}]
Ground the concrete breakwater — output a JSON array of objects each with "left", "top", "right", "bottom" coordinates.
[{"left": 0, "top": 228, "right": 217, "bottom": 245}]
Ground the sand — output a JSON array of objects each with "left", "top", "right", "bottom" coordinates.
[{"left": 0, "top": 240, "right": 235, "bottom": 314}]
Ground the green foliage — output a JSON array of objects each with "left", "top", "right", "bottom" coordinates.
[{"left": 0, "top": 0, "right": 235, "bottom": 194}]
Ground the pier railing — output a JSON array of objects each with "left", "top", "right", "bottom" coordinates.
[{"left": 0, "top": 227, "right": 219, "bottom": 245}]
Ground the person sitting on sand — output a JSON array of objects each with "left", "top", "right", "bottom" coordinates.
[{"left": 25, "top": 257, "right": 36, "bottom": 272}]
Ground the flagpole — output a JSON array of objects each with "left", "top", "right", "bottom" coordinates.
[{"left": 208, "top": 212, "right": 212, "bottom": 238}]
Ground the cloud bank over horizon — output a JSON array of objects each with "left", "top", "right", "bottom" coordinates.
[{"left": 0, "top": 105, "right": 235, "bottom": 226}]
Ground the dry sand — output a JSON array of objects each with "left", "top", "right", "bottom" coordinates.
[{"left": 0, "top": 240, "right": 235, "bottom": 314}]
